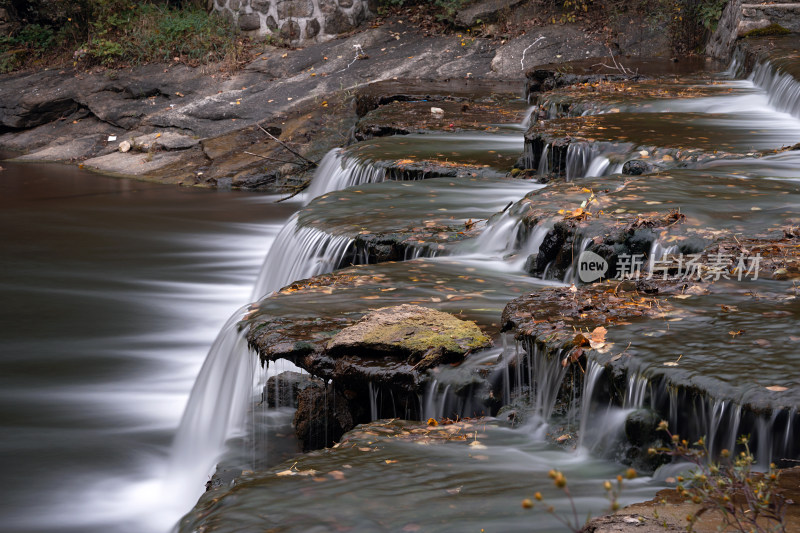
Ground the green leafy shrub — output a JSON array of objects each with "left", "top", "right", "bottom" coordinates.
[
  {"left": 695, "top": 0, "right": 726, "bottom": 32},
  {"left": 0, "top": 0, "right": 244, "bottom": 71}
]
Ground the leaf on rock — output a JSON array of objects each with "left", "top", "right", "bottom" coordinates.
[{"left": 589, "top": 326, "right": 612, "bottom": 352}]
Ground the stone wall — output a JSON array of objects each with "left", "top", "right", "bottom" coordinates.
[
  {"left": 707, "top": 1, "right": 800, "bottom": 59},
  {"left": 739, "top": 2, "right": 800, "bottom": 34},
  {"left": 214, "top": 0, "right": 376, "bottom": 43}
]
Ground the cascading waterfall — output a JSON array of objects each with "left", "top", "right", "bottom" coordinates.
[
  {"left": 647, "top": 239, "right": 680, "bottom": 276},
  {"left": 649, "top": 378, "right": 800, "bottom": 465},
  {"left": 250, "top": 213, "right": 355, "bottom": 300},
  {"left": 367, "top": 382, "right": 401, "bottom": 420},
  {"left": 421, "top": 379, "right": 454, "bottom": 421},
  {"left": 723, "top": 45, "right": 747, "bottom": 79},
  {"left": 303, "top": 149, "right": 386, "bottom": 203},
  {"left": 561, "top": 236, "right": 593, "bottom": 284},
  {"left": 473, "top": 210, "right": 525, "bottom": 256},
  {"left": 565, "top": 142, "right": 627, "bottom": 180},
  {"left": 537, "top": 144, "right": 551, "bottom": 176},
  {"left": 624, "top": 373, "right": 649, "bottom": 410},
  {"left": 160, "top": 48, "right": 800, "bottom": 533},
  {"left": 576, "top": 360, "right": 604, "bottom": 450},
  {"left": 520, "top": 339, "right": 571, "bottom": 422},
  {"left": 166, "top": 306, "right": 258, "bottom": 498},
  {"left": 471, "top": 210, "right": 552, "bottom": 264},
  {"left": 749, "top": 60, "right": 800, "bottom": 120},
  {"left": 519, "top": 105, "right": 537, "bottom": 130}
]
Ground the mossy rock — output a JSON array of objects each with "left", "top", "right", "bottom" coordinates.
[
  {"left": 743, "top": 24, "right": 791, "bottom": 38},
  {"left": 326, "top": 304, "right": 492, "bottom": 369}
]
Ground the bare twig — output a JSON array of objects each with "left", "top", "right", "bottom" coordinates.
[
  {"left": 243, "top": 151, "right": 306, "bottom": 165},
  {"left": 256, "top": 124, "right": 318, "bottom": 167}
]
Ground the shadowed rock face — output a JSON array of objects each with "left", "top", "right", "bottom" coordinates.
[{"left": 248, "top": 301, "right": 493, "bottom": 450}]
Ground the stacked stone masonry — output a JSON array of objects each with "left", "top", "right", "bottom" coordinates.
[
  {"left": 214, "top": 0, "right": 376, "bottom": 43},
  {"left": 739, "top": 2, "right": 800, "bottom": 35},
  {"left": 708, "top": 1, "right": 800, "bottom": 59}
]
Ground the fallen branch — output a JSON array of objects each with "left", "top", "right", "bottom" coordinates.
[
  {"left": 256, "top": 124, "right": 318, "bottom": 167},
  {"left": 275, "top": 179, "right": 312, "bottom": 203},
  {"left": 592, "top": 48, "right": 637, "bottom": 76}
]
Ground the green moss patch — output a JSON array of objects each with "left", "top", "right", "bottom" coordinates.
[
  {"left": 327, "top": 304, "right": 492, "bottom": 364},
  {"left": 743, "top": 24, "right": 791, "bottom": 38}
]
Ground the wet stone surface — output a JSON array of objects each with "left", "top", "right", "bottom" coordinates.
[
  {"left": 298, "top": 175, "right": 540, "bottom": 260},
  {"left": 341, "top": 131, "right": 526, "bottom": 182},
  {"left": 181, "top": 417, "right": 660, "bottom": 533},
  {"left": 354, "top": 96, "right": 529, "bottom": 140},
  {"left": 194, "top": 37, "right": 800, "bottom": 533}
]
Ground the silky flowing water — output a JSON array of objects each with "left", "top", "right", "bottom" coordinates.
[
  {"left": 2, "top": 40, "right": 800, "bottom": 533},
  {"left": 0, "top": 162, "right": 298, "bottom": 532}
]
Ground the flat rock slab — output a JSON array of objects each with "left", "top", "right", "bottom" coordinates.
[
  {"left": 300, "top": 174, "right": 538, "bottom": 256},
  {"left": 327, "top": 304, "right": 492, "bottom": 364},
  {"left": 15, "top": 134, "right": 106, "bottom": 162},
  {"left": 355, "top": 99, "right": 528, "bottom": 139},
  {"left": 492, "top": 26, "right": 609, "bottom": 77},
  {"left": 245, "top": 258, "right": 549, "bottom": 389},
  {"left": 130, "top": 131, "right": 200, "bottom": 151},
  {"left": 83, "top": 150, "right": 189, "bottom": 176}
]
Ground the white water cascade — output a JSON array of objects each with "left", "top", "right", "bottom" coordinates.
[
  {"left": 250, "top": 213, "right": 355, "bottom": 300},
  {"left": 163, "top": 306, "right": 259, "bottom": 518},
  {"left": 647, "top": 239, "right": 680, "bottom": 276},
  {"left": 565, "top": 142, "right": 628, "bottom": 180},
  {"left": 750, "top": 60, "right": 800, "bottom": 120},
  {"left": 303, "top": 149, "right": 386, "bottom": 203},
  {"left": 576, "top": 360, "right": 605, "bottom": 450},
  {"left": 521, "top": 340, "right": 571, "bottom": 422}
]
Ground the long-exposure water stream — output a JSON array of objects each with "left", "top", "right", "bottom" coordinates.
[{"left": 2, "top": 36, "right": 799, "bottom": 533}]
